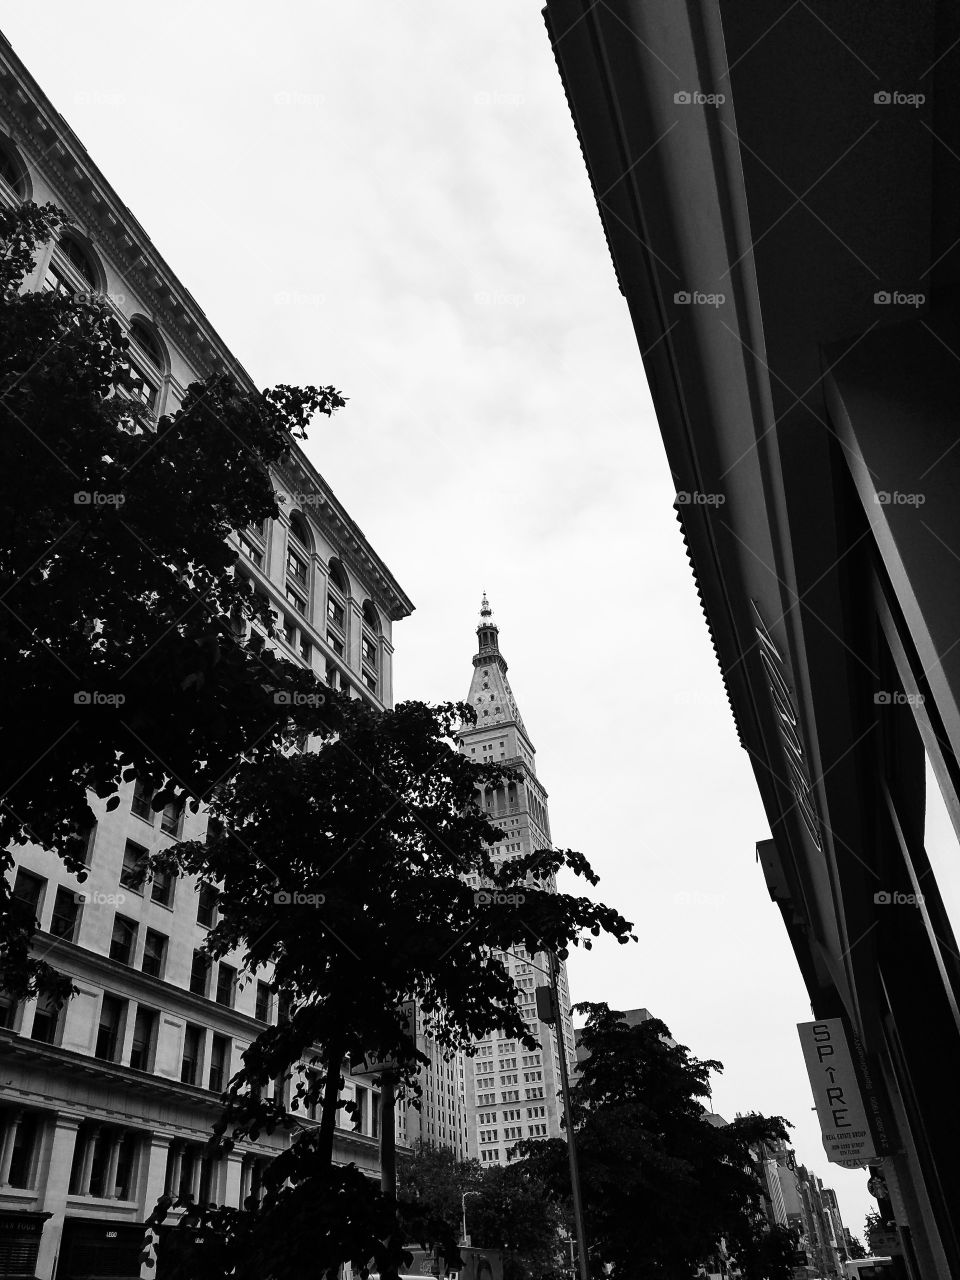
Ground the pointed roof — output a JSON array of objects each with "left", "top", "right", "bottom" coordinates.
[{"left": 467, "top": 595, "right": 529, "bottom": 737}]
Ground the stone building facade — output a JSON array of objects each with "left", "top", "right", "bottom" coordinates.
[{"left": 0, "top": 30, "right": 414, "bottom": 1280}]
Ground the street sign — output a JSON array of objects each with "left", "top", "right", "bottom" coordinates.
[
  {"left": 352, "top": 1000, "right": 418, "bottom": 1078},
  {"left": 797, "top": 1018, "right": 877, "bottom": 1166}
]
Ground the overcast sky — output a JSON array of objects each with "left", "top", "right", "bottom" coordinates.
[{"left": 5, "top": 0, "right": 872, "bottom": 1235}]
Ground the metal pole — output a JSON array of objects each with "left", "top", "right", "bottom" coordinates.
[
  {"left": 549, "top": 952, "right": 590, "bottom": 1280},
  {"left": 380, "top": 1072, "right": 396, "bottom": 1196}
]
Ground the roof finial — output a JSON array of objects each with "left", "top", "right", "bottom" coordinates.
[{"left": 480, "top": 590, "right": 491, "bottom": 618}]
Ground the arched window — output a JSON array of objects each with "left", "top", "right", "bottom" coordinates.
[
  {"left": 128, "top": 319, "right": 167, "bottom": 413},
  {"left": 361, "top": 600, "right": 380, "bottom": 633},
  {"left": 325, "top": 558, "right": 348, "bottom": 660},
  {"left": 288, "top": 512, "right": 313, "bottom": 551},
  {"left": 0, "top": 139, "right": 28, "bottom": 199},
  {"left": 360, "top": 599, "right": 380, "bottom": 695},
  {"left": 45, "top": 233, "right": 101, "bottom": 297}
]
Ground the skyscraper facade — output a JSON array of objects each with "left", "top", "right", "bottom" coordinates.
[{"left": 459, "top": 598, "right": 576, "bottom": 1165}]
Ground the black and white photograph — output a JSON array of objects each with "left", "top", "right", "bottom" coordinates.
[{"left": 0, "top": 2, "right": 956, "bottom": 1278}]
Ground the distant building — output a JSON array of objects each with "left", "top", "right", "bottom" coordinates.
[
  {"left": 0, "top": 32, "right": 415, "bottom": 1280},
  {"left": 459, "top": 598, "right": 576, "bottom": 1164}
]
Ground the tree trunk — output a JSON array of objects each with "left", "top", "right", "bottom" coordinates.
[{"left": 317, "top": 1040, "right": 343, "bottom": 1168}]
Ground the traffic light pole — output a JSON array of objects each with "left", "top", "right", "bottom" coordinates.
[{"left": 547, "top": 952, "right": 590, "bottom": 1280}]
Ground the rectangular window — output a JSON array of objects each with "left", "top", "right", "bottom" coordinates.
[
  {"left": 327, "top": 598, "right": 345, "bottom": 629},
  {"left": 31, "top": 992, "right": 62, "bottom": 1044},
  {"left": 326, "top": 630, "right": 344, "bottom": 658},
  {"left": 353, "top": 1084, "right": 367, "bottom": 1133},
  {"left": 362, "top": 670, "right": 377, "bottom": 693},
  {"left": 239, "top": 535, "right": 263, "bottom": 568},
  {"left": 283, "top": 616, "right": 296, "bottom": 648},
  {"left": 150, "top": 868, "right": 175, "bottom": 910},
  {"left": 209, "top": 1033, "right": 230, "bottom": 1092},
  {"left": 7, "top": 1113, "right": 40, "bottom": 1189},
  {"left": 120, "top": 840, "right": 148, "bottom": 892},
  {"left": 131, "top": 780, "right": 154, "bottom": 822},
  {"left": 255, "top": 981, "right": 273, "bottom": 1023},
  {"left": 197, "top": 883, "right": 218, "bottom": 928},
  {"left": 362, "top": 635, "right": 377, "bottom": 666},
  {"left": 285, "top": 587, "right": 306, "bottom": 616},
  {"left": 160, "top": 802, "right": 183, "bottom": 838},
  {"left": 129, "top": 1006, "right": 158, "bottom": 1071},
  {"left": 190, "top": 950, "right": 211, "bottom": 997},
  {"left": 95, "top": 994, "right": 125, "bottom": 1061},
  {"left": 299, "top": 636, "right": 313, "bottom": 664},
  {"left": 215, "top": 962, "right": 236, "bottom": 1008},
  {"left": 141, "top": 928, "right": 167, "bottom": 979},
  {"left": 109, "top": 915, "right": 137, "bottom": 966},
  {"left": 49, "top": 886, "right": 80, "bottom": 942},
  {"left": 286, "top": 550, "right": 308, "bottom": 585},
  {"left": 12, "top": 869, "right": 44, "bottom": 917},
  {"left": 181, "top": 1023, "right": 204, "bottom": 1085}
]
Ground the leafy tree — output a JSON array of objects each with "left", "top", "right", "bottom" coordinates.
[
  {"left": 846, "top": 1233, "right": 868, "bottom": 1259},
  {"left": 147, "top": 701, "right": 635, "bottom": 1278},
  {"left": 0, "top": 201, "right": 346, "bottom": 1000},
  {"left": 514, "top": 1003, "right": 791, "bottom": 1280},
  {"left": 469, "top": 1162, "right": 567, "bottom": 1280},
  {"left": 397, "top": 1143, "right": 565, "bottom": 1280}
]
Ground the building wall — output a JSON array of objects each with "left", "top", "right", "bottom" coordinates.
[{"left": 0, "top": 36, "right": 412, "bottom": 1280}]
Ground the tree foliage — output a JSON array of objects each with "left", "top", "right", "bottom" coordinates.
[
  {"left": 0, "top": 201, "right": 346, "bottom": 1000},
  {"left": 514, "top": 1003, "right": 792, "bottom": 1279},
  {"left": 148, "top": 702, "right": 635, "bottom": 1278}
]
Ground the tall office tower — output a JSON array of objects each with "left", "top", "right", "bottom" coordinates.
[
  {"left": 0, "top": 34, "right": 414, "bottom": 1280},
  {"left": 459, "top": 597, "right": 576, "bottom": 1165}
]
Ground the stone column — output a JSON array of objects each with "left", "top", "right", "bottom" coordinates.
[
  {"left": 35, "top": 1112, "right": 83, "bottom": 1280},
  {"left": 0, "top": 1108, "right": 24, "bottom": 1184},
  {"left": 78, "top": 1126, "right": 100, "bottom": 1196},
  {"left": 188, "top": 1148, "right": 202, "bottom": 1203},
  {"left": 103, "top": 1131, "right": 122, "bottom": 1199},
  {"left": 139, "top": 1133, "right": 172, "bottom": 1218},
  {"left": 379, "top": 634, "right": 394, "bottom": 707},
  {"left": 224, "top": 1151, "right": 244, "bottom": 1208},
  {"left": 167, "top": 1140, "right": 184, "bottom": 1200}
]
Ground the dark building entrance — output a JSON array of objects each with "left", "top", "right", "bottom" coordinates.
[
  {"left": 55, "top": 1219, "right": 144, "bottom": 1280},
  {"left": 0, "top": 1210, "right": 50, "bottom": 1278}
]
